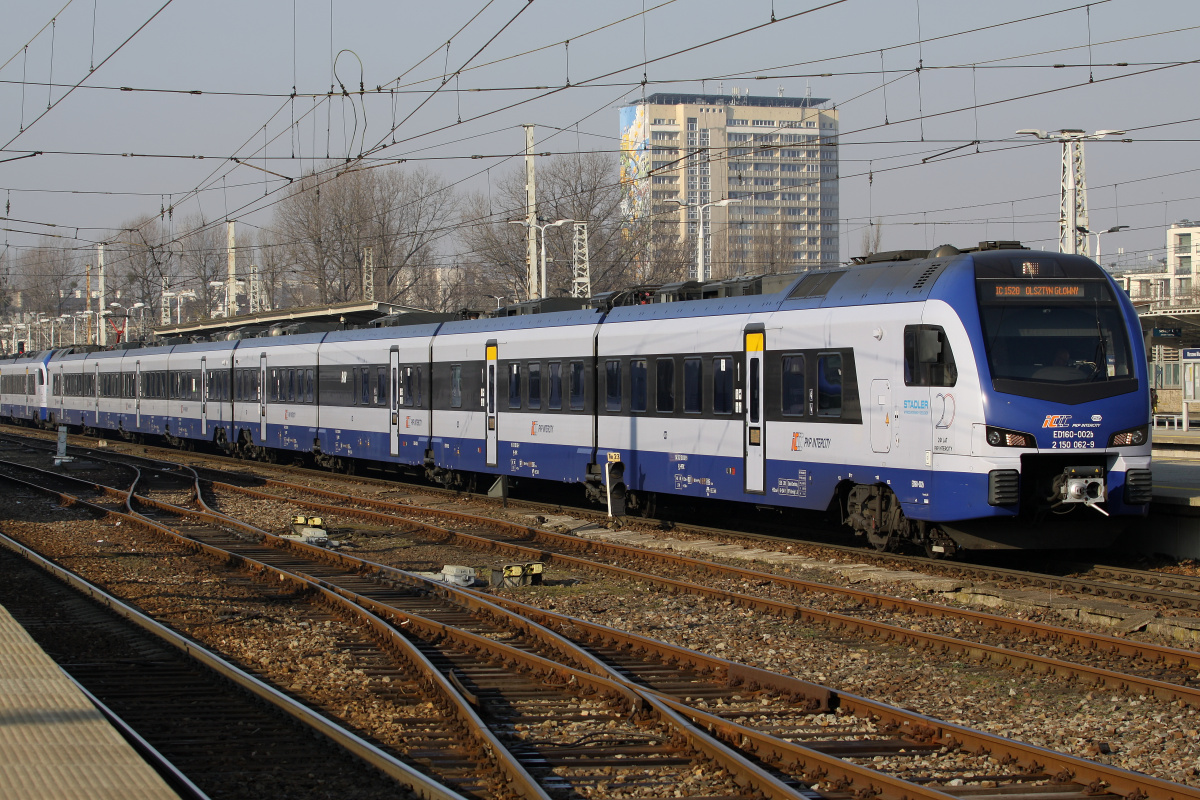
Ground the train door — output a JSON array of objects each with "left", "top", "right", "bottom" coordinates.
[
  {"left": 870, "top": 378, "right": 891, "bottom": 453},
  {"left": 200, "top": 356, "right": 208, "bottom": 436},
  {"left": 389, "top": 347, "right": 400, "bottom": 456},
  {"left": 135, "top": 361, "right": 142, "bottom": 427},
  {"left": 93, "top": 363, "right": 100, "bottom": 421},
  {"left": 485, "top": 340, "right": 498, "bottom": 467},
  {"left": 743, "top": 326, "right": 766, "bottom": 494},
  {"left": 259, "top": 353, "right": 268, "bottom": 442}
]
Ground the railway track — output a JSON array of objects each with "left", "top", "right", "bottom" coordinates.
[
  {"left": 0, "top": 530, "right": 467, "bottom": 800},
  {"left": 6, "top": 425, "right": 1200, "bottom": 614},
  {"left": 4, "top": 445, "right": 1199, "bottom": 800},
  {"left": 174, "top": 471, "right": 1200, "bottom": 701},
  {"left": 0, "top": 460, "right": 811, "bottom": 799}
]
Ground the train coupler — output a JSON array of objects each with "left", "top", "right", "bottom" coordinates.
[{"left": 1051, "top": 466, "right": 1108, "bottom": 516}]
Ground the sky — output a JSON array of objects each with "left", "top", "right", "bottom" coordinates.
[{"left": 1, "top": 0, "right": 1197, "bottom": 274}]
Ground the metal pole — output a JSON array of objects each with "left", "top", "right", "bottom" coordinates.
[
  {"left": 97, "top": 244, "right": 106, "bottom": 346},
  {"left": 697, "top": 204, "right": 707, "bottom": 283},
  {"left": 523, "top": 124, "right": 538, "bottom": 300},
  {"left": 226, "top": 220, "right": 236, "bottom": 318},
  {"left": 85, "top": 264, "right": 92, "bottom": 345},
  {"left": 539, "top": 225, "right": 548, "bottom": 304}
]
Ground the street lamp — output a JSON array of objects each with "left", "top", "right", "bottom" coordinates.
[
  {"left": 1015, "top": 128, "right": 1126, "bottom": 255},
  {"left": 508, "top": 218, "right": 575, "bottom": 300},
  {"left": 485, "top": 294, "right": 505, "bottom": 310},
  {"left": 1079, "top": 225, "right": 1129, "bottom": 265},
  {"left": 131, "top": 302, "right": 146, "bottom": 342},
  {"left": 666, "top": 198, "right": 742, "bottom": 282}
]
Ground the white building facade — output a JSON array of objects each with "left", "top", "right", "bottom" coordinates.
[
  {"left": 1114, "top": 220, "right": 1198, "bottom": 304},
  {"left": 620, "top": 91, "right": 839, "bottom": 279}
]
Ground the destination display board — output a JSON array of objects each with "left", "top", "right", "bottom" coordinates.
[{"left": 978, "top": 280, "right": 1110, "bottom": 303}]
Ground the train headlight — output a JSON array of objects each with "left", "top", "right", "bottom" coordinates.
[
  {"left": 1108, "top": 425, "right": 1148, "bottom": 447},
  {"left": 985, "top": 426, "right": 1035, "bottom": 448}
]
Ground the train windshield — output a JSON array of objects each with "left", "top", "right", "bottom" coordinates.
[{"left": 977, "top": 280, "right": 1137, "bottom": 402}]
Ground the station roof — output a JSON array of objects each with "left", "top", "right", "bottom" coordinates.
[{"left": 152, "top": 299, "right": 426, "bottom": 339}]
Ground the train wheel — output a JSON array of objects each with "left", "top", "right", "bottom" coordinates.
[
  {"left": 628, "top": 491, "right": 657, "bottom": 519},
  {"left": 867, "top": 530, "right": 894, "bottom": 552}
]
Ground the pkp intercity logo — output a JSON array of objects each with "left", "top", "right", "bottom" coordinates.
[{"left": 1042, "top": 414, "right": 1072, "bottom": 428}]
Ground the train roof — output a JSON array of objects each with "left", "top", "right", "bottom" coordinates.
[
  {"left": 437, "top": 308, "right": 603, "bottom": 336},
  {"left": 323, "top": 323, "right": 444, "bottom": 343}
]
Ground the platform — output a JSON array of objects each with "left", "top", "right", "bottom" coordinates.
[{"left": 0, "top": 603, "right": 180, "bottom": 800}]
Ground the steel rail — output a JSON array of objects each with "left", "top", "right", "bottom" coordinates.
[
  {"left": 198, "top": 477, "right": 1200, "bottom": 706},
  {"left": 12, "top": 453, "right": 1200, "bottom": 800},
  {"left": 0, "top": 527, "right": 473, "bottom": 800},
  {"left": 160, "top": 471, "right": 1200, "bottom": 800},
  {"left": 6, "top": 463, "right": 811, "bottom": 800},
  {"left": 11, "top": 427, "right": 1200, "bottom": 610},
  {"left": 478, "top": 591, "right": 1200, "bottom": 800},
  {"left": 0, "top": 470, "right": 545, "bottom": 800}
]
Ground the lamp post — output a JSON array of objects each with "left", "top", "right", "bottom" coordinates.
[
  {"left": 1015, "top": 128, "right": 1125, "bottom": 255},
  {"left": 131, "top": 302, "right": 146, "bottom": 342},
  {"left": 485, "top": 294, "right": 504, "bottom": 310},
  {"left": 1079, "top": 225, "right": 1129, "bottom": 266},
  {"left": 666, "top": 198, "right": 742, "bottom": 282},
  {"left": 508, "top": 218, "right": 574, "bottom": 300}
]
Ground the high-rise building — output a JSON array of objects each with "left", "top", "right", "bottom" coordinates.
[{"left": 620, "top": 90, "right": 839, "bottom": 280}]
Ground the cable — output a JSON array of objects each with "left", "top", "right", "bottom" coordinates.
[{"left": 2, "top": 0, "right": 177, "bottom": 151}]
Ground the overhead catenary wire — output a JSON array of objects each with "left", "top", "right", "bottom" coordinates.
[{"left": 6, "top": 1, "right": 1197, "bottom": 282}]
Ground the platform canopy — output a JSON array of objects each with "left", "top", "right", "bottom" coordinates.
[{"left": 152, "top": 299, "right": 427, "bottom": 339}]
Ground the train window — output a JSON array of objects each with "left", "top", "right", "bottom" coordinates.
[
  {"left": 605, "top": 360, "right": 622, "bottom": 412},
  {"left": 904, "top": 325, "right": 957, "bottom": 387},
  {"left": 414, "top": 367, "right": 423, "bottom": 407},
  {"left": 749, "top": 358, "right": 760, "bottom": 424},
  {"left": 305, "top": 369, "right": 314, "bottom": 403},
  {"left": 53, "top": 375, "right": 60, "bottom": 395},
  {"left": 376, "top": 367, "right": 387, "bottom": 406},
  {"left": 37, "top": 371, "right": 44, "bottom": 385},
  {"left": 817, "top": 353, "right": 843, "bottom": 417},
  {"left": 288, "top": 369, "right": 297, "bottom": 402},
  {"left": 528, "top": 364, "right": 542, "bottom": 412},
  {"left": 684, "top": 358, "right": 702, "bottom": 414},
  {"left": 781, "top": 355, "right": 805, "bottom": 416},
  {"left": 361, "top": 368, "right": 371, "bottom": 406},
  {"left": 569, "top": 360, "right": 585, "bottom": 410},
  {"left": 509, "top": 363, "right": 522, "bottom": 409},
  {"left": 657, "top": 359, "right": 674, "bottom": 413},
  {"left": 630, "top": 359, "right": 647, "bottom": 413},
  {"left": 450, "top": 364, "right": 462, "bottom": 408},
  {"left": 548, "top": 362, "right": 562, "bottom": 410},
  {"left": 528, "top": 362, "right": 541, "bottom": 410},
  {"left": 713, "top": 357, "right": 734, "bottom": 415},
  {"left": 487, "top": 365, "right": 495, "bottom": 414}
]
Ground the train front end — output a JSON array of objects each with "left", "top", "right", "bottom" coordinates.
[{"left": 937, "top": 249, "right": 1151, "bottom": 550}]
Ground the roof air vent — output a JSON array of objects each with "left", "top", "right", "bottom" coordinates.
[{"left": 912, "top": 264, "right": 941, "bottom": 290}]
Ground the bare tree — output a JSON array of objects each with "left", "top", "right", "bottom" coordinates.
[
  {"left": 107, "top": 215, "right": 180, "bottom": 323},
  {"left": 859, "top": 217, "right": 883, "bottom": 258},
  {"left": 271, "top": 164, "right": 458, "bottom": 306},
  {"left": 458, "top": 152, "right": 662, "bottom": 305},
  {"left": 14, "top": 238, "right": 80, "bottom": 318}
]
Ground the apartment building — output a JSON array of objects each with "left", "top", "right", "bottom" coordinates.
[
  {"left": 620, "top": 90, "right": 839, "bottom": 279},
  {"left": 1114, "top": 220, "right": 1199, "bottom": 304}
]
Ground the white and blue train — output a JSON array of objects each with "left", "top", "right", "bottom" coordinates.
[{"left": 0, "top": 243, "right": 1152, "bottom": 553}]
